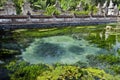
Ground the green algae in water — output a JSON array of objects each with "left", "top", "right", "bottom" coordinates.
[{"left": 11, "top": 25, "right": 120, "bottom": 65}]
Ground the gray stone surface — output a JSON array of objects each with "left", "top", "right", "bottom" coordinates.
[{"left": 0, "top": 20, "right": 117, "bottom": 29}]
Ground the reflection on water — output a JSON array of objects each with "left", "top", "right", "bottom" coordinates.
[
  {"left": 105, "top": 25, "right": 120, "bottom": 55},
  {"left": 22, "top": 36, "right": 107, "bottom": 64}
]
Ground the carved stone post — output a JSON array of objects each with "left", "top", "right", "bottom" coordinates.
[
  {"left": 102, "top": 1, "right": 108, "bottom": 16},
  {"left": 96, "top": 3, "right": 102, "bottom": 15},
  {"left": 27, "top": 11, "right": 31, "bottom": 23}
]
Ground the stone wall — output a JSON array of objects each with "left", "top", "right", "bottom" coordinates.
[
  {"left": 0, "top": 15, "right": 117, "bottom": 24},
  {"left": 0, "top": 20, "right": 117, "bottom": 30}
]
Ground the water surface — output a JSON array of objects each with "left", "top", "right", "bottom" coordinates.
[{"left": 20, "top": 25, "right": 120, "bottom": 64}]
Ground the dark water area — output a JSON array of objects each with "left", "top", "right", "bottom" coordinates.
[{"left": 0, "top": 24, "right": 120, "bottom": 79}]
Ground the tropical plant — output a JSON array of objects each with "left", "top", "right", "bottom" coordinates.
[
  {"left": 30, "top": 0, "right": 46, "bottom": 10},
  {"left": 45, "top": 5, "right": 61, "bottom": 15},
  {"left": 12, "top": 0, "right": 24, "bottom": 14}
]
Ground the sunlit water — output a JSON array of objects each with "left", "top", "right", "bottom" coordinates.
[{"left": 22, "top": 35, "right": 108, "bottom": 64}]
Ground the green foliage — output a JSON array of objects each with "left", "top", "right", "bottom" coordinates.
[
  {"left": 6, "top": 61, "right": 49, "bottom": 80},
  {"left": 45, "top": 5, "right": 60, "bottom": 15},
  {"left": 118, "top": 49, "right": 120, "bottom": 55},
  {"left": 88, "top": 4, "right": 98, "bottom": 14},
  {"left": 4, "top": 56, "right": 120, "bottom": 80},
  {"left": 97, "top": 54, "right": 120, "bottom": 64},
  {"left": 12, "top": 0, "right": 24, "bottom": 14},
  {"left": 37, "top": 65, "right": 119, "bottom": 80},
  {"left": 86, "top": 54, "right": 120, "bottom": 75},
  {"left": 74, "top": 11, "right": 89, "bottom": 15},
  {"left": 30, "top": 0, "right": 46, "bottom": 10},
  {"left": 37, "top": 66, "right": 82, "bottom": 80},
  {"left": 110, "top": 65, "right": 120, "bottom": 74},
  {"left": 46, "top": 0, "right": 55, "bottom": 6},
  {"left": 1, "top": 0, "right": 120, "bottom": 15},
  {"left": 0, "top": 0, "right": 6, "bottom": 7},
  {"left": 6, "top": 61, "right": 120, "bottom": 80},
  {"left": 60, "top": 0, "right": 77, "bottom": 11}
]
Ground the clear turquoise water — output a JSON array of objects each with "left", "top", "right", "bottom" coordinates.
[{"left": 22, "top": 29, "right": 120, "bottom": 64}]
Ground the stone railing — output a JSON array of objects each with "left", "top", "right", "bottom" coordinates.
[{"left": 0, "top": 15, "right": 118, "bottom": 24}]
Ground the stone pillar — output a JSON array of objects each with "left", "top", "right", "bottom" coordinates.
[
  {"left": 108, "top": 0, "right": 114, "bottom": 15},
  {"left": 96, "top": 3, "right": 102, "bottom": 15},
  {"left": 27, "top": 11, "right": 31, "bottom": 23},
  {"left": 4, "top": 1, "right": 16, "bottom": 15},
  {"left": 0, "top": 9, "right": 5, "bottom": 15},
  {"left": 54, "top": 0, "right": 62, "bottom": 12},
  {"left": 76, "top": 1, "right": 83, "bottom": 11},
  {"left": 114, "top": 4, "right": 119, "bottom": 16},
  {"left": 89, "top": 11, "right": 93, "bottom": 18},
  {"left": 22, "top": 1, "right": 32, "bottom": 15},
  {"left": 102, "top": 1, "right": 108, "bottom": 16}
]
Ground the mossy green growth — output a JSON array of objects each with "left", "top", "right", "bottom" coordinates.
[
  {"left": 37, "top": 66, "right": 83, "bottom": 80},
  {"left": 84, "top": 67, "right": 110, "bottom": 79},
  {"left": 0, "top": 49, "right": 19, "bottom": 59},
  {"left": 12, "top": 26, "right": 98, "bottom": 38},
  {"left": 12, "top": 0, "right": 24, "bottom": 14},
  {"left": 87, "top": 31, "right": 116, "bottom": 50},
  {"left": 5, "top": 61, "right": 120, "bottom": 80},
  {"left": 37, "top": 66, "right": 119, "bottom": 80},
  {"left": 74, "top": 11, "right": 89, "bottom": 15},
  {"left": 97, "top": 54, "right": 120, "bottom": 65},
  {"left": 118, "top": 49, "right": 120, "bottom": 55},
  {"left": 45, "top": 5, "right": 61, "bottom": 15},
  {"left": 6, "top": 61, "right": 49, "bottom": 80},
  {"left": 110, "top": 65, "right": 120, "bottom": 74}
]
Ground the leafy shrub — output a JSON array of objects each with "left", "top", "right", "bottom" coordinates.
[
  {"left": 6, "top": 61, "right": 49, "bottom": 80},
  {"left": 45, "top": 6, "right": 61, "bottom": 15},
  {"left": 5, "top": 60, "right": 120, "bottom": 80},
  {"left": 31, "top": 0, "right": 46, "bottom": 10},
  {"left": 13, "top": 0, "right": 24, "bottom": 14},
  {"left": 74, "top": 11, "right": 89, "bottom": 15},
  {"left": 37, "top": 65, "right": 118, "bottom": 80}
]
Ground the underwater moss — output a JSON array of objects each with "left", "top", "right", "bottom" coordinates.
[
  {"left": 0, "top": 49, "right": 20, "bottom": 59},
  {"left": 97, "top": 54, "right": 120, "bottom": 65}
]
